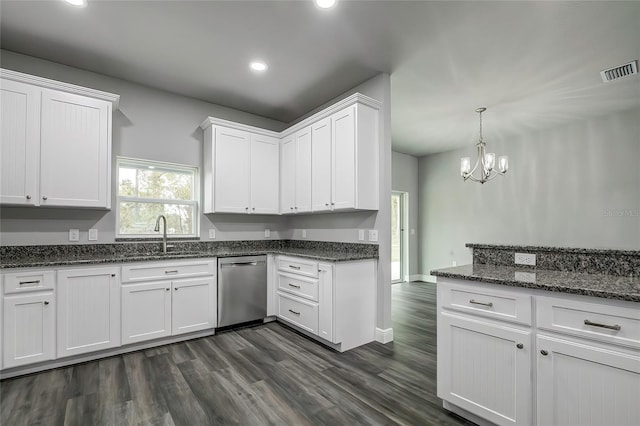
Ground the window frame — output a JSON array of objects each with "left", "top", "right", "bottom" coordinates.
[{"left": 115, "top": 157, "right": 200, "bottom": 239}]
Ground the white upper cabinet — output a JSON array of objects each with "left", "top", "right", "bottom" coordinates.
[
  {"left": 250, "top": 133, "right": 280, "bottom": 214},
  {"left": 202, "top": 122, "right": 279, "bottom": 214},
  {"left": 0, "top": 79, "right": 40, "bottom": 206},
  {"left": 201, "top": 93, "right": 381, "bottom": 215},
  {"left": 311, "top": 117, "right": 332, "bottom": 211},
  {"left": 0, "top": 69, "right": 118, "bottom": 209}
]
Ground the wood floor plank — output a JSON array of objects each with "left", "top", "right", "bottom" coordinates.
[{"left": 0, "top": 282, "right": 473, "bottom": 426}]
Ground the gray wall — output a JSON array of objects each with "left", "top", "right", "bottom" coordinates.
[
  {"left": 391, "top": 151, "right": 419, "bottom": 278},
  {"left": 418, "top": 107, "right": 640, "bottom": 281},
  {"left": 0, "top": 49, "right": 291, "bottom": 245}
]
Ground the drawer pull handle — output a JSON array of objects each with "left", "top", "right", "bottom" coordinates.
[
  {"left": 288, "top": 309, "right": 300, "bottom": 316},
  {"left": 289, "top": 265, "right": 301, "bottom": 270},
  {"left": 288, "top": 283, "right": 301, "bottom": 289},
  {"left": 165, "top": 270, "right": 178, "bottom": 274},
  {"left": 584, "top": 319, "right": 621, "bottom": 331},
  {"left": 469, "top": 299, "right": 493, "bottom": 308},
  {"left": 540, "top": 350, "right": 549, "bottom": 356},
  {"left": 44, "top": 301, "right": 50, "bottom": 305},
  {"left": 19, "top": 280, "right": 41, "bottom": 285}
]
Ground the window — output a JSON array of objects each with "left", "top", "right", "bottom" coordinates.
[{"left": 117, "top": 158, "right": 198, "bottom": 238}]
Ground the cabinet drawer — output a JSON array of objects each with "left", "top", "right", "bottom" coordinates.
[
  {"left": 441, "top": 282, "right": 532, "bottom": 325},
  {"left": 277, "top": 272, "right": 318, "bottom": 301},
  {"left": 3, "top": 270, "right": 55, "bottom": 294},
  {"left": 537, "top": 296, "right": 640, "bottom": 349},
  {"left": 278, "top": 256, "right": 318, "bottom": 278},
  {"left": 121, "top": 260, "right": 215, "bottom": 283},
  {"left": 277, "top": 292, "right": 318, "bottom": 334}
]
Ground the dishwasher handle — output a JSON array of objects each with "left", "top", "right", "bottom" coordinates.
[{"left": 220, "top": 261, "right": 264, "bottom": 268}]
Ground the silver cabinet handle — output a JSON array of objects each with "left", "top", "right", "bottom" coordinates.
[
  {"left": 26, "top": 195, "right": 31, "bottom": 200},
  {"left": 540, "top": 350, "right": 549, "bottom": 356},
  {"left": 19, "top": 280, "right": 40, "bottom": 285},
  {"left": 516, "top": 343, "right": 524, "bottom": 349},
  {"left": 288, "top": 309, "right": 300, "bottom": 316},
  {"left": 165, "top": 270, "right": 178, "bottom": 274},
  {"left": 295, "top": 206, "right": 298, "bottom": 210},
  {"left": 44, "top": 301, "right": 50, "bottom": 305},
  {"left": 325, "top": 203, "right": 329, "bottom": 206},
  {"left": 290, "top": 207, "right": 294, "bottom": 210},
  {"left": 288, "top": 283, "right": 301, "bottom": 289},
  {"left": 331, "top": 202, "right": 335, "bottom": 206},
  {"left": 174, "top": 287, "right": 178, "bottom": 291},
  {"left": 584, "top": 319, "right": 621, "bottom": 331},
  {"left": 469, "top": 299, "right": 493, "bottom": 307},
  {"left": 289, "top": 265, "right": 301, "bottom": 270},
  {"left": 42, "top": 196, "right": 48, "bottom": 200},
  {"left": 166, "top": 288, "right": 170, "bottom": 291}
]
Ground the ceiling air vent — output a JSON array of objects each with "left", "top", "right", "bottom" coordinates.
[{"left": 600, "top": 60, "right": 638, "bottom": 82}]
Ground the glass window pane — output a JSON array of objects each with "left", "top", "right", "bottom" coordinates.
[
  {"left": 118, "top": 167, "right": 138, "bottom": 197},
  {"left": 119, "top": 202, "right": 195, "bottom": 235},
  {"left": 135, "top": 169, "right": 193, "bottom": 200}
]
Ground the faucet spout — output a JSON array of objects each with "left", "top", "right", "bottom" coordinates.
[{"left": 155, "top": 215, "right": 168, "bottom": 253}]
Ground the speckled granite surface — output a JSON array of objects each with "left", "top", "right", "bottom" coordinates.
[
  {"left": 430, "top": 264, "right": 640, "bottom": 302},
  {"left": 0, "top": 240, "right": 378, "bottom": 269},
  {"left": 467, "top": 243, "right": 640, "bottom": 277}
]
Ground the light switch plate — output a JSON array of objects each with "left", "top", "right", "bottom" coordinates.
[
  {"left": 358, "top": 229, "right": 365, "bottom": 241},
  {"left": 368, "top": 229, "right": 378, "bottom": 242},
  {"left": 302, "top": 229, "right": 307, "bottom": 239},
  {"left": 265, "top": 229, "right": 271, "bottom": 238},
  {"left": 209, "top": 229, "right": 216, "bottom": 239},
  {"left": 88, "top": 228, "right": 98, "bottom": 241},
  {"left": 69, "top": 229, "right": 80, "bottom": 242}
]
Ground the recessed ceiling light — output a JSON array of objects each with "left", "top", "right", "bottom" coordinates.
[
  {"left": 250, "top": 61, "right": 268, "bottom": 72},
  {"left": 65, "top": 0, "right": 87, "bottom": 7},
  {"left": 315, "top": 0, "right": 336, "bottom": 9}
]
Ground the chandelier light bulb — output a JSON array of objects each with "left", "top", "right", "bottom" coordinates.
[
  {"left": 460, "top": 157, "right": 471, "bottom": 177},
  {"left": 498, "top": 156, "right": 509, "bottom": 173},
  {"left": 315, "top": 0, "right": 337, "bottom": 9}
]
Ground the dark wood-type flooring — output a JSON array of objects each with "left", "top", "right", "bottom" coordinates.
[{"left": 1, "top": 282, "right": 474, "bottom": 425}]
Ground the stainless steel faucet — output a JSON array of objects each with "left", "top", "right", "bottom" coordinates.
[{"left": 154, "top": 215, "right": 168, "bottom": 253}]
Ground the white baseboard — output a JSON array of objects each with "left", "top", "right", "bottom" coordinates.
[
  {"left": 409, "top": 274, "right": 434, "bottom": 282},
  {"left": 375, "top": 327, "right": 394, "bottom": 344}
]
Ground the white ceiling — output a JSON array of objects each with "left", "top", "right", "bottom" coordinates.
[{"left": 1, "top": 0, "right": 639, "bottom": 156}]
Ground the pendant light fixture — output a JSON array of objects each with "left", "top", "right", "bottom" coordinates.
[{"left": 460, "top": 107, "right": 508, "bottom": 184}]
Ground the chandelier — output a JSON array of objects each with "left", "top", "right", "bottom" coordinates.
[{"left": 460, "top": 107, "right": 508, "bottom": 184}]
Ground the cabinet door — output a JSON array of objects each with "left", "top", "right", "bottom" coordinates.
[
  {"left": 122, "top": 281, "right": 172, "bottom": 344},
  {"left": 2, "top": 292, "right": 55, "bottom": 368},
  {"left": 214, "top": 126, "right": 251, "bottom": 213},
  {"left": 1, "top": 79, "right": 40, "bottom": 206},
  {"left": 537, "top": 335, "right": 640, "bottom": 426},
  {"left": 172, "top": 277, "right": 216, "bottom": 335},
  {"left": 40, "top": 89, "right": 111, "bottom": 208},
  {"left": 250, "top": 134, "right": 279, "bottom": 214},
  {"left": 57, "top": 267, "right": 120, "bottom": 357},
  {"left": 280, "top": 136, "right": 296, "bottom": 214},
  {"left": 311, "top": 117, "right": 332, "bottom": 212},
  {"left": 294, "top": 127, "right": 312, "bottom": 213},
  {"left": 318, "top": 263, "right": 336, "bottom": 343},
  {"left": 332, "top": 107, "right": 356, "bottom": 210},
  {"left": 438, "top": 313, "right": 532, "bottom": 426}
]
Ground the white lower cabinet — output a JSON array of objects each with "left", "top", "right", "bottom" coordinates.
[
  {"left": 438, "top": 312, "right": 532, "bottom": 426},
  {"left": 536, "top": 334, "right": 640, "bottom": 426},
  {"left": 275, "top": 256, "right": 376, "bottom": 351},
  {"left": 2, "top": 291, "right": 56, "bottom": 369},
  {"left": 121, "top": 260, "right": 216, "bottom": 345},
  {"left": 437, "top": 278, "right": 640, "bottom": 426},
  {"left": 57, "top": 266, "right": 120, "bottom": 358}
]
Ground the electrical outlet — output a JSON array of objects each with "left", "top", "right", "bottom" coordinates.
[
  {"left": 411, "top": 229, "right": 416, "bottom": 235},
  {"left": 302, "top": 229, "right": 307, "bottom": 239},
  {"left": 368, "top": 229, "right": 378, "bottom": 242},
  {"left": 515, "top": 271, "right": 537, "bottom": 283},
  {"left": 69, "top": 229, "right": 80, "bottom": 242},
  {"left": 515, "top": 253, "right": 536, "bottom": 266},
  {"left": 265, "top": 229, "right": 271, "bottom": 238},
  {"left": 358, "top": 229, "right": 365, "bottom": 241},
  {"left": 88, "top": 228, "right": 98, "bottom": 241},
  {"left": 452, "top": 260, "right": 457, "bottom": 267},
  {"left": 209, "top": 229, "right": 216, "bottom": 239}
]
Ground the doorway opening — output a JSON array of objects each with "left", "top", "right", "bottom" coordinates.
[{"left": 391, "top": 191, "right": 408, "bottom": 283}]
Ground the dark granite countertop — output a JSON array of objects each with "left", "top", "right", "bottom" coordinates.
[
  {"left": 0, "top": 246, "right": 377, "bottom": 269},
  {"left": 431, "top": 264, "right": 640, "bottom": 303}
]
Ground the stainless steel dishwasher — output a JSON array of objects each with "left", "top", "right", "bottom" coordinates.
[{"left": 217, "top": 255, "right": 267, "bottom": 327}]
